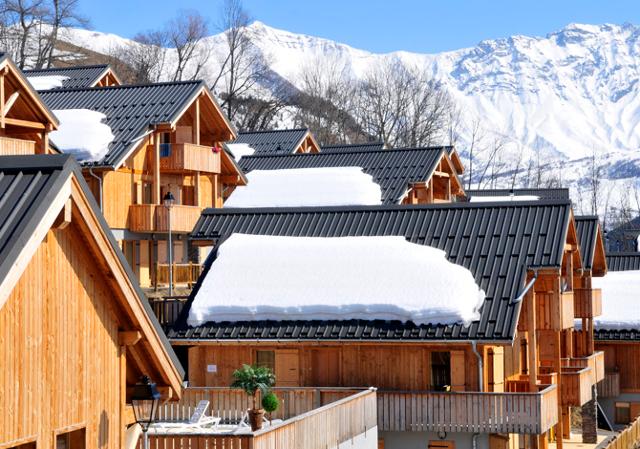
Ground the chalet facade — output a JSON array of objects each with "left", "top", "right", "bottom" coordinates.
[
  {"left": 37, "top": 81, "right": 246, "bottom": 290},
  {"left": 158, "top": 199, "right": 605, "bottom": 449},
  {"left": 0, "top": 154, "right": 183, "bottom": 449},
  {"left": 236, "top": 146, "right": 465, "bottom": 205},
  {"left": 24, "top": 64, "right": 122, "bottom": 89},
  {"left": 232, "top": 128, "right": 320, "bottom": 155}
]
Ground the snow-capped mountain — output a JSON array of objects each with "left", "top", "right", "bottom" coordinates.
[{"left": 55, "top": 21, "right": 640, "bottom": 210}]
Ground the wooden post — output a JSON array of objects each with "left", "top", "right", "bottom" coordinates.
[
  {"left": 527, "top": 287, "right": 538, "bottom": 392},
  {"left": 195, "top": 171, "right": 201, "bottom": 207},
  {"left": 194, "top": 98, "right": 200, "bottom": 145},
  {"left": 0, "top": 71, "right": 5, "bottom": 129},
  {"left": 39, "top": 127, "right": 49, "bottom": 154},
  {"left": 119, "top": 345, "right": 127, "bottom": 449},
  {"left": 153, "top": 133, "right": 161, "bottom": 204},
  {"left": 555, "top": 276, "right": 564, "bottom": 449}
]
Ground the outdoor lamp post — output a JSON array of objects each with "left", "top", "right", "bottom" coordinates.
[
  {"left": 132, "top": 375, "right": 161, "bottom": 449},
  {"left": 163, "top": 191, "right": 175, "bottom": 296}
]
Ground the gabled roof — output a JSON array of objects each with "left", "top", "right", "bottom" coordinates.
[
  {"left": 465, "top": 188, "right": 570, "bottom": 201},
  {"left": 238, "top": 146, "right": 460, "bottom": 204},
  {"left": 321, "top": 142, "right": 385, "bottom": 152},
  {"left": 0, "top": 154, "right": 184, "bottom": 391},
  {"left": 176, "top": 200, "right": 573, "bottom": 342},
  {"left": 575, "top": 216, "right": 607, "bottom": 275},
  {"left": 25, "top": 64, "right": 120, "bottom": 89},
  {"left": 39, "top": 81, "right": 234, "bottom": 168},
  {"left": 234, "top": 128, "right": 315, "bottom": 155},
  {"left": 606, "top": 252, "right": 640, "bottom": 272}
]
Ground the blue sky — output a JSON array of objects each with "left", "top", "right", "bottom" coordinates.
[{"left": 80, "top": 0, "right": 640, "bottom": 54}]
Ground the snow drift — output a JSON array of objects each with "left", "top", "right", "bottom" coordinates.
[
  {"left": 592, "top": 270, "right": 640, "bottom": 329},
  {"left": 27, "top": 75, "right": 68, "bottom": 90},
  {"left": 227, "top": 143, "right": 256, "bottom": 159},
  {"left": 50, "top": 109, "right": 114, "bottom": 162},
  {"left": 187, "top": 234, "right": 486, "bottom": 326}
]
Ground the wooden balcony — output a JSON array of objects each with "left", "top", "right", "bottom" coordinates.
[
  {"left": 535, "top": 292, "right": 575, "bottom": 330},
  {"left": 148, "top": 388, "right": 377, "bottom": 449},
  {"left": 559, "top": 367, "right": 593, "bottom": 406},
  {"left": 597, "top": 372, "right": 620, "bottom": 398},
  {"left": 574, "top": 288, "right": 602, "bottom": 318},
  {"left": 561, "top": 292, "right": 575, "bottom": 329},
  {"left": 159, "top": 385, "right": 559, "bottom": 436},
  {"left": 156, "top": 263, "right": 202, "bottom": 287},
  {"left": 129, "top": 204, "right": 202, "bottom": 233},
  {"left": 158, "top": 143, "right": 221, "bottom": 173},
  {"left": 0, "top": 135, "right": 35, "bottom": 155},
  {"left": 149, "top": 297, "right": 188, "bottom": 328},
  {"left": 563, "top": 351, "right": 605, "bottom": 384}
]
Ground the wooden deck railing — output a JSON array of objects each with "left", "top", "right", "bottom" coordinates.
[
  {"left": 602, "top": 414, "right": 640, "bottom": 449},
  {"left": 598, "top": 372, "right": 620, "bottom": 398},
  {"left": 129, "top": 204, "right": 202, "bottom": 233},
  {"left": 0, "top": 136, "right": 35, "bottom": 155},
  {"left": 146, "top": 389, "right": 377, "bottom": 449},
  {"left": 158, "top": 385, "right": 558, "bottom": 435},
  {"left": 574, "top": 288, "right": 602, "bottom": 318},
  {"left": 156, "top": 263, "right": 201, "bottom": 286},
  {"left": 562, "top": 351, "right": 605, "bottom": 384},
  {"left": 158, "top": 143, "right": 221, "bottom": 173},
  {"left": 559, "top": 367, "right": 593, "bottom": 406},
  {"left": 148, "top": 297, "right": 188, "bottom": 327}
]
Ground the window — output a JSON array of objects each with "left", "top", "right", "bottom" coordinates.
[
  {"left": 256, "top": 350, "right": 275, "bottom": 372},
  {"left": 160, "top": 132, "right": 172, "bottom": 157},
  {"left": 7, "top": 442, "right": 35, "bottom": 449},
  {"left": 56, "top": 428, "right": 85, "bottom": 449},
  {"left": 431, "top": 352, "right": 451, "bottom": 391},
  {"left": 616, "top": 402, "right": 630, "bottom": 425},
  {"left": 428, "top": 442, "right": 454, "bottom": 449}
]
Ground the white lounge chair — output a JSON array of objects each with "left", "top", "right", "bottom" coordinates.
[{"left": 151, "top": 400, "right": 220, "bottom": 431}]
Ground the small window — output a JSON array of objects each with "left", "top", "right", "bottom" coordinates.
[
  {"left": 8, "top": 442, "right": 36, "bottom": 449},
  {"left": 159, "top": 132, "right": 172, "bottom": 157},
  {"left": 256, "top": 350, "right": 275, "bottom": 372},
  {"left": 428, "top": 442, "right": 455, "bottom": 449},
  {"left": 56, "top": 428, "right": 85, "bottom": 449},
  {"left": 616, "top": 402, "right": 631, "bottom": 425},
  {"left": 431, "top": 352, "right": 451, "bottom": 391}
]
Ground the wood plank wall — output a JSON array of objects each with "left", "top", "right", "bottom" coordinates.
[
  {"left": 596, "top": 343, "right": 640, "bottom": 393},
  {"left": 0, "top": 224, "right": 123, "bottom": 448}
]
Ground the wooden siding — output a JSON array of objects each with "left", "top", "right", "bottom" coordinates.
[
  {"left": 558, "top": 367, "right": 592, "bottom": 406},
  {"left": 573, "top": 288, "right": 602, "bottom": 318},
  {"left": 0, "top": 136, "right": 35, "bottom": 155},
  {"left": 159, "top": 143, "right": 221, "bottom": 173},
  {"left": 0, "top": 224, "right": 122, "bottom": 448},
  {"left": 563, "top": 351, "right": 605, "bottom": 384},
  {"left": 598, "top": 372, "right": 620, "bottom": 398},
  {"left": 601, "top": 414, "right": 640, "bottom": 449},
  {"left": 596, "top": 343, "right": 640, "bottom": 393}
]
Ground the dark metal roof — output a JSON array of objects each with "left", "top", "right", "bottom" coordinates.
[
  {"left": 234, "top": 128, "right": 309, "bottom": 155},
  {"left": 321, "top": 142, "right": 385, "bottom": 152},
  {"left": 238, "top": 146, "right": 448, "bottom": 204},
  {"left": 0, "top": 154, "right": 184, "bottom": 377},
  {"left": 575, "top": 216, "right": 600, "bottom": 270},
  {"left": 595, "top": 328, "right": 640, "bottom": 341},
  {"left": 174, "top": 200, "right": 572, "bottom": 342},
  {"left": 606, "top": 252, "right": 640, "bottom": 271},
  {"left": 39, "top": 81, "right": 205, "bottom": 168},
  {"left": 465, "top": 188, "right": 570, "bottom": 201},
  {"left": 25, "top": 64, "right": 112, "bottom": 88}
]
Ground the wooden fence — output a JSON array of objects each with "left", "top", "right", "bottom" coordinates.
[
  {"left": 156, "top": 263, "right": 201, "bottom": 287},
  {"left": 0, "top": 136, "right": 35, "bottom": 155},
  {"left": 148, "top": 297, "right": 188, "bottom": 327},
  {"left": 602, "top": 415, "right": 640, "bottom": 449}
]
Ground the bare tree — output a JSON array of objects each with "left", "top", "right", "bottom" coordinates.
[
  {"left": 166, "top": 11, "right": 209, "bottom": 81},
  {"left": 114, "top": 30, "right": 168, "bottom": 83},
  {"left": 41, "top": 0, "right": 87, "bottom": 67}
]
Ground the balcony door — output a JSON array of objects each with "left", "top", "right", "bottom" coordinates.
[{"left": 256, "top": 349, "right": 300, "bottom": 387}]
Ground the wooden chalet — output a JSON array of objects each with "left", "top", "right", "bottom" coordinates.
[
  {"left": 237, "top": 146, "right": 465, "bottom": 205},
  {"left": 594, "top": 252, "right": 640, "bottom": 429},
  {"left": 0, "top": 154, "right": 184, "bottom": 449},
  {"left": 0, "top": 54, "right": 59, "bottom": 156},
  {"left": 233, "top": 128, "right": 320, "bottom": 155},
  {"left": 37, "top": 81, "right": 246, "bottom": 290},
  {"left": 151, "top": 199, "right": 605, "bottom": 449},
  {"left": 25, "top": 64, "right": 121, "bottom": 89}
]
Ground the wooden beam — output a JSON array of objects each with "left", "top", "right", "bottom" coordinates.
[
  {"left": 3, "top": 91, "right": 18, "bottom": 116},
  {"left": 119, "top": 330, "right": 142, "bottom": 346},
  {"left": 4, "top": 117, "right": 46, "bottom": 129},
  {"left": 0, "top": 72, "right": 5, "bottom": 129},
  {"left": 432, "top": 170, "right": 450, "bottom": 178},
  {"left": 53, "top": 198, "right": 72, "bottom": 229},
  {"left": 157, "top": 386, "right": 174, "bottom": 402},
  {"left": 153, "top": 133, "right": 161, "bottom": 204},
  {"left": 220, "top": 175, "right": 241, "bottom": 184},
  {"left": 194, "top": 97, "right": 200, "bottom": 146}
]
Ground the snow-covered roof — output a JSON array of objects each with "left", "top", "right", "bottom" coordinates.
[
  {"left": 227, "top": 143, "right": 255, "bottom": 159},
  {"left": 593, "top": 270, "right": 640, "bottom": 329},
  {"left": 469, "top": 195, "right": 540, "bottom": 202},
  {"left": 27, "top": 75, "right": 69, "bottom": 90},
  {"left": 50, "top": 109, "right": 115, "bottom": 162},
  {"left": 223, "top": 167, "right": 383, "bottom": 207},
  {"left": 188, "top": 234, "right": 485, "bottom": 327}
]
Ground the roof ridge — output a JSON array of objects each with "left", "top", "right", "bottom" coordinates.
[
  {"left": 0, "top": 153, "right": 75, "bottom": 170},
  {"left": 575, "top": 215, "right": 600, "bottom": 220},
  {"left": 25, "top": 64, "right": 110, "bottom": 73},
  {"left": 322, "top": 142, "right": 384, "bottom": 147},
  {"left": 38, "top": 79, "right": 204, "bottom": 94},
  {"left": 241, "top": 146, "right": 448, "bottom": 159},
  {"left": 606, "top": 252, "right": 640, "bottom": 256},
  {"left": 238, "top": 128, "right": 309, "bottom": 135}
]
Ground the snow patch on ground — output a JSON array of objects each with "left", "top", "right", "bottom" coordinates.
[
  {"left": 224, "top": 167, "right": 382, "bottom": 207},
  {"left": 592, "top": 270, "right": 640, "bottom": 329},
  {"left": 27, "top": 75, "right": 68, "bottom": 90},
  {"left": 227, "top": 143, "right": 255, "bottom": 159},
  {"left": 50, "top": 109, "right": 114, "bottom": 162},
  {"left": 187, "top": 234, "right": 486, "bottom": 326}
]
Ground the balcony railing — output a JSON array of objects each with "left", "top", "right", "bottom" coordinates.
[
  {"left": 574, "top": 288, "right": 602, "bottom": 318},
  {"left": 559, "top": 367, "right": 593, "bottom": 406},
  {"left": 598, "top": 372, "right": 620, "bottom": 398},
  {"left": 535, "top": 292, "right": 575, "bottom": 330},
  {"left": 159, "top": 385, "right": 559, "bottom": 436},
  {"left": 563, "top": 351, "right": 605, "bottom": 384},
  {"left": 0, "top": 135, "right": 35, "bottom": 155},
  {"left": 148, "top": 297, "right": 188, "bottom": 328},
  {"left": 129, "top": 204, "right": 202, "bottom": 233},
  {"left": 158, "top": 143, "right": 221, "bottom": 173},
  {"left": 156, "top": 263, "right": 202, "bottom": 287}
]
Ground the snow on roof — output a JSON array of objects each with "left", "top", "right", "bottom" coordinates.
[
  {"left": 592, "top": 270, "right": 640, "bottom": 329},
  {"left": 469, "top": 195, "right": 540, "bottom": 202},
  {"left": 227, "top": 143, "right": 255, "bottom": 159},
  {"left": 27, "top": 75, "right": 69, "bottom": 90},
  {"left": 187, "top": 234, "right": 486, "bottom": 327},
  {"left": 224, "top": 167, "right": 383, "bottom": 207},
  {"left": 50, "top": 109, "right": 115, "bottom": 162}
]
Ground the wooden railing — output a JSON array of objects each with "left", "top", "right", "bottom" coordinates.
[
  {"left": 574, "top": 288, "right": 602, "bottom": 318},
  {"left": 146, "top": 389, "right": 377, "bottom": 449},
  {"left": 156, "top": 263, "right": 201, "bottom": 286},
  {"left": 129, "top": 204, "right": 202, "bottom": 233},
  {"left": 158, "top": 385, "right": 558, "bottom": 435},
  {"left": 148, "top": 297, "right": 188, "bottom": 327},
  {"left": 559, "top": 367, "right": 593, "bottom": 406},
  {"left": 598, "top": 372, "right": 620, "bottom": 398},
  {"left": 536, "top": 292, "right": 575, "bottom": 330},
  {"left": 561, "top": 292, "right": 575, "bottom": 329},
  {"left": 158, "top": 143, "right": 221, "bottom": 173},
  {"left": 563, "top": 351, "right": 605, "bottom": 384},
  {"left": 0, "top": 135, "right": 35, "bottom": 155},
  {"left": 602, "top": 414, "right": 640, "bottom": 449}
]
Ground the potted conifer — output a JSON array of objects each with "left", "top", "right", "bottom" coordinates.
[
  {"left": 261, "top": 391, "right": 280, "bottom": 423},
  {"left": 231, "top": 364, "right": 276, "bottom": 431}
]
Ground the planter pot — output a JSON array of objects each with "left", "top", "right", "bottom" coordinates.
[{"left": 248, "top": 408, "right": 265, "bottom": 431}]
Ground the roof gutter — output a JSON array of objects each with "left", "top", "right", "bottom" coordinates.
[
  {"left": 471, "top": 341, "right": 483, "bottom": 392},
  {"left": 513, "top": 270, "right": 539, "bottom": 304},
  {"left": 169, "top": 337, "right": 516, "bottom": 345}
]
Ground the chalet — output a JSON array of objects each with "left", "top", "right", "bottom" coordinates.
[
  {"left": 447, "top": 146, "right": 465, "bottom": 176},
  {"left": 0, "top": 53, "right": 59, "bottom": 156},
  {"left": 593, "top": 252, "right": 640, "bottom": 429},
  {"left": 158, "top": 199, "right": 604, "bottom": 449},
  {"left": 230, "top": 128, "right": 320, "bottom": 156},
  {"left": 234, "top": 146, "right": 465, "bottom": 206},
  {"left": 605, "top": 217, "right": 640, "bottom": 252},
  {"left": 25, "top": 64, "right": 121, "bottom": 90},
  {"left": 0, "top": 154, "right": 184, "bottom": 449},
  {"left": 37, "top": 81, "right": 246, "bottom": 290}
]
